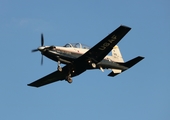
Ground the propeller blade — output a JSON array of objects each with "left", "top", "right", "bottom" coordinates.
[
  {"left": 32, "top": 49, "right": 39, "bottom": 52},
  {"left": 32, "top": 33, "right": 45, "bottom": 65},
  {"left": 41, "top": 33, "right": 44, "bottom": 46},
  {"left": 41, "top": 55, "right": 43, "bottom": 65}
]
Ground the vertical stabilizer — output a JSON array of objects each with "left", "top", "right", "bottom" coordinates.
[{"left": 111, "top": 45, "right": 124, "bottom": 62}]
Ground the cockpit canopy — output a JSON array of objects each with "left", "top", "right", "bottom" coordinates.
[{"left": 64, "top": 43, "right": 91, "bottom": 49}]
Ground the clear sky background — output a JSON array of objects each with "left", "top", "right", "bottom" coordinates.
[{"left": 0, "top": 0, "right": 169, "bottom": 120}]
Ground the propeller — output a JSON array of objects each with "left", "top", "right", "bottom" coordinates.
[
  {"left": 31, "top": 33, "right": 45, "bottom": 65},
  {"left": 32, "top": 33, "right": 44, "bottom": 52},
  {"left": 31, "top": 49, "right": 39, "bottom": 52},
  {"left": 41, "top": 33, "right": 44, "bottom": 46}
]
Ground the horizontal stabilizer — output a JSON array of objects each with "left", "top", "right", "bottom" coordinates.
[
  {"left": 108, "top": 71, "right": 120, "bottom": 77},
  {"left": 108, "top": 56, "right": 144, "bottom": 77},
  {"left": 118, "top": 56, "right": 144, "bottom": 68}
]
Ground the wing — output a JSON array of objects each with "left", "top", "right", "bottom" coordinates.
[
  {"left": 27, "top": 65, "right": 72, "bottom": 87},
  {"left": 27, "top": 70, "right": 65, "bottom": 87},
  {"left": 77, "top": 25, "right": 131, "bottom": 63},
  {"left": 28, "top": 63, "right": 86, "bottom": 87}
]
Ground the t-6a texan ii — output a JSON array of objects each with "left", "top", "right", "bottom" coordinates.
[{"left": 28, "top": 25, "right": 144, "bottom": 87}]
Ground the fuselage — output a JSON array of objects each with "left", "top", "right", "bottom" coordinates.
[{"left": 41, "top": 43, "right": 127, "bottom": 71}]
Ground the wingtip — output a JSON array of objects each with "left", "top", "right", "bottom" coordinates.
[
  {"left": 138, "top": 56, "right": 145, "bottom": 60},
  {"left": 27, "top": 84, "right": 33, "bottom": 87},
  {"left": 120, "top": 25, "right": 131, "bottom": 29},
  {"left": 27, "top": 83, "right": 38, "bottom": 88}
]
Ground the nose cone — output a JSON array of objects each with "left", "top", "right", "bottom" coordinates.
[{"left": 38, "top": 46, "right": 46, "bottom": 51}]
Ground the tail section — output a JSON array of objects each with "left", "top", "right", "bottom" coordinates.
[
  {"left": 108, "top": 45, "right": 124, "bottom": 76},
  {"left": 111, "top": 45, "right": 124, "bottom": 62},
  {"left": 108, "top": 56, "right": 144, "bottom": 77}
]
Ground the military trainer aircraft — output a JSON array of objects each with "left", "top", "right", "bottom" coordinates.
[{"left": 28, "top": 25, "right": 144, "bottom": 87}]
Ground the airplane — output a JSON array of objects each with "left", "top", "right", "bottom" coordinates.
[{"left": 28, "top": 25, "right": 144, "bottom": 87}]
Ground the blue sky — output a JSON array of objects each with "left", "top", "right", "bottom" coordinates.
[{"left": 0, "top": 0, "right": 169, "bottom": 120}]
